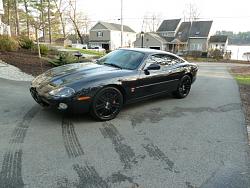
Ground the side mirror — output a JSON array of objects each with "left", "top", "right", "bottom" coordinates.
[{"left": 144, "top": 64, "right": 160, "bottom": 75}]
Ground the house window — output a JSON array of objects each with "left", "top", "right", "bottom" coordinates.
[
  {"left": 97, "top": 31, "right": 103, "bottom": 37},
  {"left": 190, "top": 43, "right": 202, "bottom": 51}
]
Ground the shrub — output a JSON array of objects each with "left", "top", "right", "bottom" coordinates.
[
  {"left": 0, "top": 35, "right": 19, "bottom": 51},
  {"left": 188, "top": 51, "right": 202, "bottom": 58},
  {"left": 209, "top": 49, "right": 223, "bottom": 60},
  {"left": 18, "top": 36, "right": 34, "bottom": 50},
  {"left": 39, "top": 44, "right": 49, "bottom": 55},
  {"left": 33, "top": 44, "right": 49, "bottom": 55},
  {"left": 49, "top": 52, "right": 78, "bottom": 66},
  {"left": 243, "top": 52, "right": 250, "bottom": 62}
]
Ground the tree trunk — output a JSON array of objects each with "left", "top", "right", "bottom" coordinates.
[
  {"left": 24, "top": 0, "right": 30, "bottom": 38},
  {"left": 52, "top": 0, "right": 66, "bottom": 38},
  {"left": 14, "top": 0, "right": 20, "bottom": 35},
  {"left": 47, "top": 0, "right": 52, "bottom": 43},
  {"left": 40, "top": 0, "right": 45, "bottom": 42},
  {"left": 35, "top": 28, "right": 41, "bottom": 58},
  {"left": 7, "top": 0, "right": 10, "bottom": 25},
  {"left": 59, "top": 13, "right": 66, "bottom": 38},
  {"left": 71, "top": 18, "right": 83, "bottom": 44}
]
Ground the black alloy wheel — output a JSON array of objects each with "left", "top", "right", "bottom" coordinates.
[
  {"left": 91, "top": 87, "right": 123, "bottom": 121},
  {"left": 174, "top": 75, "right": 192, "bottom": 99}
]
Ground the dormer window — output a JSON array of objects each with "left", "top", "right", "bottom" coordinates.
[{"left": 97, "top": 31, "right": 103, "bottom": 37}]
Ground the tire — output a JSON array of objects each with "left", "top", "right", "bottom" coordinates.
[
  {"left": 174, "top": 75, "right": 192, "bottom": 99},
  {"left": 90, "top": 87, "right": 123, "bottom": 121}
]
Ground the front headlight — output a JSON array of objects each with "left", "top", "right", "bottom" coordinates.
[{"left": 49, "top": 87, "right": 75, "bottom": 98}]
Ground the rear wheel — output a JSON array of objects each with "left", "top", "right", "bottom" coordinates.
[
  {"left": 90, "top": 87, "right": 123, "bottom": 121},
  {"left": 174, "top": 75, "right": 192, "bottom": 99}
]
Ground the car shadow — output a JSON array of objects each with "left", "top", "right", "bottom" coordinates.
[
  {"left": 122, "top": 93, "right": 174, "bottom": 112},
  {"left": 38, "top": 93, "right": 175, "bottom": 123}
]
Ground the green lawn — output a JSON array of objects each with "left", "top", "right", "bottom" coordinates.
[
  {"left": 66, "top": 47, "right": 105, "bottom": 57},
  {"left": 235, "top": 75, "right": 250, "bottom": 85}
]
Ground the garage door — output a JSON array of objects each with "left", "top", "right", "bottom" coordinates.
[{"left": 150, "top": 47, "right": 160, "bottom": 50}]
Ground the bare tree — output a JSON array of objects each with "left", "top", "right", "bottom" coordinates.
[
  {"left": 66, "top": 0, "right": 90, "bottom": 44},
  {"left": 243, "top": 52, "right": 250, "bottom": 62},
  {"left": 14, "top": 0, "right": 20, "bottom": 35},
  {"left": 183, "top": 3, "right": 200, "bottom": 22},
  {"left": 141, "top": 12, "right": 162, "bottom": 32},
  {"left": 22, "top": 0, "right": 30, "bottom": 37},
  {"left": 52, "top": 0, "right": 68, "bottom": 38},
  {"left": 47, "top": 0, "right": 52, "bottom": 43}
]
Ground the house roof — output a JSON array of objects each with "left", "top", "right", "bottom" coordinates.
[
  {"left": 209, "top": 35, "right": 228, "bottom": 43},
  {"left": 157, "top": 19, "right": 181, "bottom": 32},
  {"left": 165, "top": 37, "right": 175, "bottom": 42},
  {"left": 175, "top": 22, "right": 191, "bottom": 42},
  {"left": 189, "top": 21, "right": 213, "bottom": 38},
  {"left": 147, "top": 33, "right": 167, "bottom": 43},
  {"left": 98, "top": 21, "right": 135, "bottom": 33}
]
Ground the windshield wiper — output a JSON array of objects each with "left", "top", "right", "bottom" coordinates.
[{"left": 104, "top": 63, "right": 122, "bottom": 69}]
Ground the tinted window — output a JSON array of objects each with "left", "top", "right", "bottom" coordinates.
[
  {"left": 144, "top": 54, "right": 184, "bottom": 69},
  {"left": 97, "top": 50, "right": 145, "bottom": 70}
]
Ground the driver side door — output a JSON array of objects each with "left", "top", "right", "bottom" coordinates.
[{"left": 135, "top": 54, "right": 180, "bottom": 98}]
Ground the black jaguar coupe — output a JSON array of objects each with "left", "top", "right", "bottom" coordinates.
[{"left": 30, "top": 48, "right": 198, "bottom": 120}]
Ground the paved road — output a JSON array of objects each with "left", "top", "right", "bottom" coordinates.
[{"left": 0, "top": 63, "right": 249, "bottom": 188}]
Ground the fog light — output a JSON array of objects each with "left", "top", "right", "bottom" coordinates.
[{"left": 58, "top": 103, "right": 68, "bottom": 110}]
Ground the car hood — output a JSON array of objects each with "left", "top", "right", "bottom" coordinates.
[{"left": 32, "top": 62, "right": 131, "bottom": 88}]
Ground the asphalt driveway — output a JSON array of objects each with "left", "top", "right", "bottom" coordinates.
[{"left": 0, "top": 63, "right": 249, "bottom": 188}]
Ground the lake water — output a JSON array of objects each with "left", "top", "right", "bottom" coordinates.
[{"left": 227, "top": 45, "right": 250, "bottom": 61}]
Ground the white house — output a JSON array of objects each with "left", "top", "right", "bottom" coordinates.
[
  {"left": 0, "top": 0, "right": 10, "bottom": 35},
  {"left": 209, "top": 35, "right": 228, "bottom": 52},
  {"left": 89, "top": 21, "right": 136, "bottom": 51}
]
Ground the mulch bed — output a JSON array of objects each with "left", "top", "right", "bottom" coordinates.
[
  {"left": 231, "top": 66, "right": 250, "bottom": 144},
  {"left": 0, "top": 49, "right": 53, "bottom": 76}
]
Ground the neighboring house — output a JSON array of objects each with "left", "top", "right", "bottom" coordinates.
[
  {"left": 209, "top": 35, "right": 228, "bottom": 52},
  {"left": 89, "top": 21, "right": 136, "bottom": 51},
  {"left": 157, "top": 19, "right": 181, "bottom": 52},
  {"left": 0, "top": 0, "right": 10, "bottom": 35},
  {"left": 134, "top": 32, "right": 167, "bottom": 50},
  {"left": 135, "top": 19, "right": 213, "bottom": 54},
  {"left": 188, "top": 21, "right": 213, "bottom": 52},
  {"left": 170, "top": 22, "right": 191, "bottom": 53}
]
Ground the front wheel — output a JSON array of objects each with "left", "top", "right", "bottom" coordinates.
[
  {"left": 90, "top": 87, "right": 123, "bottom": 121},
  {"left": 174, "top": 75, "right": 192, "bottom": 99}
]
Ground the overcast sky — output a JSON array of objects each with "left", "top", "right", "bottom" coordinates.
[{"left": 78, "top": 0, "right": 250, "bottom": 34}]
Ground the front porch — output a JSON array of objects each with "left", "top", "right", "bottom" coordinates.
[{"left": 166, "top": 39, "right": 187, "bottom": 54}]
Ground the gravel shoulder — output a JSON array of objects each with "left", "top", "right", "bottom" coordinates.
[
  {"left": 231, "top": 66, "right": 250, "bottom": 145},
  {"left": 0, "top": 60, "right": 34, "bottom": 81}
]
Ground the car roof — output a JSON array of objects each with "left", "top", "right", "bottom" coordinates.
[
  {"left": 119, "top": 48, "right": 187, "bottom": 63},
  {"left": 119, "top": 48, "right": 175, "bottom": 56}
]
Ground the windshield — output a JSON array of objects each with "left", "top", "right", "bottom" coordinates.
[{"left": 97, "top": 49, "right": 145, "bottom": 70}]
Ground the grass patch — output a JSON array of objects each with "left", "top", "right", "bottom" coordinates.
[
  {"left": 234, "top": 75, "right": 250, "bottom": 85},
  {"left": 185, "top": 57, "right": 216, "bottom": 62},
  {"left": 66, "top": 47, "right": 105, "bottom": 57}
]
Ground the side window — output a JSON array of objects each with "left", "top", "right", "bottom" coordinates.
[{"left": 144, "top": 54, "right": 183, "bottom": 70}]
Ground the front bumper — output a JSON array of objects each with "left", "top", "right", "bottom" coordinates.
[{"left": 30, "top": 87, "right": 91, "bottom": 113}]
